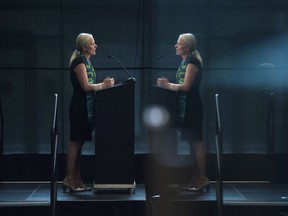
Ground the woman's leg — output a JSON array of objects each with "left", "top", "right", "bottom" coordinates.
[
  {"left": 189, "top": 140, "right": 209, "bottom": 191},
  {"left": 75, "top": 146, "right": 83, "bottom": 184},
  {"left": 181, "top": 139, "right": 209, "bottom": 191},
  {"left": 64, "top": 141, "right": 84, "bottom": 187},
  {"left": 192, "top": 141, "right": 207, "bottom": 180}
]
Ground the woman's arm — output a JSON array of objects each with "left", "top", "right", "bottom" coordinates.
[
  {"left": 169, "top": 63, "right": 198, "bottom": 92},
  {"left": 74, "top": 63, "right": 112, "bottom": 91}
]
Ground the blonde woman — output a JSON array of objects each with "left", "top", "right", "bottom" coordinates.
[
  {"left": 63, "top": 33, "right": 114, "bottom": 192},
  {"left": 157, "top": 33, "right": 209, "bottom": 192}
]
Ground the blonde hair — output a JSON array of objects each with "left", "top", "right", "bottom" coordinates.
[
  {"left": 69, "top": 33, "right": 93, "bottom": 66},
  {"left": 179, "top": 33, "right": 203, "bottom": 66}
]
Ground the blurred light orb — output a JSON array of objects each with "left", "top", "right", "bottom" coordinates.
[{"left": 143, "top": 106, "right": 170, "bottom": 128}]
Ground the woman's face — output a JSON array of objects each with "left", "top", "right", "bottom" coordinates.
[
  {"left": 175, "top": 38, "right": 189, "bottom": 56},
  {"left": 83, "top": 37, "right": 97, "bottom": 56}
]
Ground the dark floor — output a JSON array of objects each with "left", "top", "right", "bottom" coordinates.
[
  {"left": 0, "top": 182, "right": 145, "bottom": 205},
  {"left": 0, "top": 182, "right": 288, "bottom": 216}
]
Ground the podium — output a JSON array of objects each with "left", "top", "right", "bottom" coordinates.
[
  {"left": 93, "top": 79, "right": 136, "bottom": 193},
  {"left": 147, "top": 85, "right": 179, "bottom": 158},
  {"left": 145, "top": 85, "right": 180, "bottom": 199},
  {"left": 148, "top": 85, "right": 178, "bottom": 127}
]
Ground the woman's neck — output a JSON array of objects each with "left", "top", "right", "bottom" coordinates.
[
  {"left": 181, "top": 54, "right": 188, "bottom": 60},
  {"left": 82, "top": 53, "right": 91, "bottom": 60}
]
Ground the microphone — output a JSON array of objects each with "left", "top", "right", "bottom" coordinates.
[
  {"left": 108, "top": 55, "right": 133, "bottom": 79},
  {"left": 153, "top": 55, "right": 164, "bottom": 62}
]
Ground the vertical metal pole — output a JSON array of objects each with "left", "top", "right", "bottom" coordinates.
[
  {"left": 51, "top": 94, "right": 58, "bottom": 216},
  {"left": 268, "top": 92, "right": 275, "bottom": 154},
  {"left": 0, "top": 96, "right": 3, "bottom": 181},
  {"left": 268, "top": 92, "right": 275, "bottom": 182},
  {"left": 215, "top": 94, "right": 223, "bottom": 216}
]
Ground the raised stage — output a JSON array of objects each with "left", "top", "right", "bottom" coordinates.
[{"left": 0, "top": 182, "right": 288, "bottom": 216}]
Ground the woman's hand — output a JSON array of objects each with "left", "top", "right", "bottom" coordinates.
[
  {"left": 157, "top": 77, "right": 169, "bottom": 88},
  {"left": 102, "top": 77, "right": 115, "bottom": 88}
]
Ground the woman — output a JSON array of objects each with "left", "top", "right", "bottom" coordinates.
[
  {"left": 157, "top": 33, "right": 209, "bottom": 192},
  {"left": 63, "top": 33, "right": 115, "bottom": 192}
]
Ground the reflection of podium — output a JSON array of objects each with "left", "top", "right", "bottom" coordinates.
[
  {"left": 93, "top": 79, "right": 136, "bottom": 193},
  {"left": 147, "top": 85, "right": 178, "bottom": 157},
  {"left": 149, "top": 85, "right": 178, "bottom": 127},
  {"left": 145, "top": 85, "right": 179, "bottom": 200}
]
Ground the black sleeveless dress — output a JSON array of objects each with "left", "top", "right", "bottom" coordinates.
[
  {"left": 176, "top": 55, "right": 203, "bottom": 142},
  {"left": 69, "top": 57, "right": 96, "bottom": 141}
]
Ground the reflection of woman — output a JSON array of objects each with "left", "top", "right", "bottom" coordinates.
[
  {"left": 63, "top": 33, "right": 114, "bottom": 192},
  {"left": 157, "top": 33, "right": 209, "bottom": 192}
]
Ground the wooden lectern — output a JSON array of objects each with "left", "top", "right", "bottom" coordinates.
[
  {"left": 147, "top": 85, "right": 179, "bottom": 160},
  {"left": 145, "top": 85, "right": 180, "bottom": 201},
  {"left": 93, "top": 78, "right": 136, "bottom": 194},
  {"left": 148, "top": 85, "right": 178, "bottom": 127}
]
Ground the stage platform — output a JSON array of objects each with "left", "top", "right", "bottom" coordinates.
[
  {"left": 0, "top": 182, "right": 288, "bottom": 216},
  {"left": 0, "top": 182, "right": 145, "bottom": 205}
]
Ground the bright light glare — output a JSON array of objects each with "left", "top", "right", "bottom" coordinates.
[{"left": 143, "top": 106, "right": 170, "bottom": 128}]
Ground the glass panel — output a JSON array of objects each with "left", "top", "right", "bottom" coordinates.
[{"left": 0, "top": 0, "right": 288, "bottom": 155}]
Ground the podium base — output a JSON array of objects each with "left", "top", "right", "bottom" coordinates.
[{"left": 93, "top": 181, "right": 136, "bottom": 194}]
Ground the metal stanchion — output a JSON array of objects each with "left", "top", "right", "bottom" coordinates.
[
  {"left": 215, "top": 94, "right": 223, "bottom": 216},
  {"left": 50, "top": 94, "right": 58, "bottom": 216},
  {"left": 0, "top": 96, "right": 3, "bottom": 181}
]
